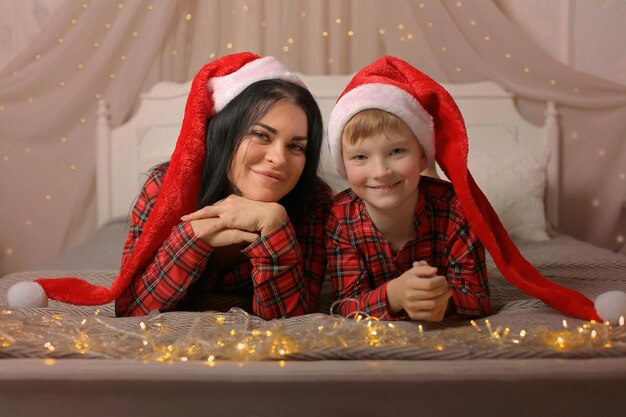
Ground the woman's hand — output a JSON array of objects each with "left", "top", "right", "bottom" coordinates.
[
  {"left": 386, "top": 261, "right": 452, "bottom": 322},
  {"left": 188, "top": 216, "right": 260, "bottom": 247},
  {"left": 182, "top": 195, "right": 288, "bottom": 237}
]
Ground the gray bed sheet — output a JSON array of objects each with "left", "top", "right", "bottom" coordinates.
[
  {"left": 34, "top": 218, "right": 128, "bottom": 270},
  {"left": 1, "top": 229, "right": 626, "bottom": 417},
  {"left": 1, "top": 229, "right": 625, "bottom": 357}
]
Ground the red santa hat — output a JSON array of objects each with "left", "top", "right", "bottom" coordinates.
[
  {"left": 7, "top": 52, "right": 306, "bottom": 309},
  {"left": 327, "top": 55, "right": 626, "bottom": 323}
]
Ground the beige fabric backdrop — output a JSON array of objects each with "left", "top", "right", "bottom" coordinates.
[{"left": 1, "top": 0, "right": 625, "bottom": 275}]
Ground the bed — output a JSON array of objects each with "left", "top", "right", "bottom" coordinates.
[{"left": 1, "top": 74, "right": 626, "bottom": 417}]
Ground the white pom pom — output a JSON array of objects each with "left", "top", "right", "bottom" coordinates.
[
  {"left": 7, "top": 281, "right": 49, "bottom": 308},
  {"left": 594, "top": 291, "right": 626, "bottom": 324}
]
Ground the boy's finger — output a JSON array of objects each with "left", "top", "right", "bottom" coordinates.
[
  {"left": 410, "top": 265, "right": 438, "bottom": 277},
  {"left": 406, "top": 274, "right": 447, "bottom": 290}
]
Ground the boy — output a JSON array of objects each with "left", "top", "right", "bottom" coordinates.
[
  {"left": 325, "top": 56, "right": 603, "bottom": 323},
  {"left": 326, "top": 107, "right": 491, "bottom": 321}
]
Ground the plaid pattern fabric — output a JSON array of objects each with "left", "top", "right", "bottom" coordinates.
[
  {"left": 115, "top": 164, "right": 332, "bottom": 318},
  {"left": 326, "top": 176, "right": 491, "bottom": 320}
]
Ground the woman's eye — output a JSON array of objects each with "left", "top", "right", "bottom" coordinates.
[
  {"left": 251, "top": 130, "right": 270, "bottom": 141},
  {"left": 289, "top": 143, "right": 307, "bottom": 153},
  {"left": 390, "top": 148, "right": 406, "bottom": 155}
]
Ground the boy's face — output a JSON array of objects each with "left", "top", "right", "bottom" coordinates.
[{"left": 342, "top": 124, "right": 427, "bottom": 212}]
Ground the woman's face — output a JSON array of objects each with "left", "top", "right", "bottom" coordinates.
[{"left": 228, "top": 100, "right": 308, "bottom": 202}]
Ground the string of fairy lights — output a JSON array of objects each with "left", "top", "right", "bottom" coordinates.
[
  {"left": 0, "top": 2, "right": 624, "bottom": 362},
  {"left": 1, "top": 307, "right": 625, "bottom": 362}
]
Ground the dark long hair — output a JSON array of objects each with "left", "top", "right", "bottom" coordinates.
[{"left": 197, "top": 79, "right": 324, "bottom": 227}]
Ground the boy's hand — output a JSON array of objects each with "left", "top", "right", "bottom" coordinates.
[{"left": 386, "top": 261, "right": 452, "bottom": 322}]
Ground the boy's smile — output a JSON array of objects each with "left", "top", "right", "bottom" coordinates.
[{"left": 368, "top": 180, "right": 402, "bottom": 191}]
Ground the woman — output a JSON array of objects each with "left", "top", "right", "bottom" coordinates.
[{"left": 9, "top": 53, "right": 332, "bottom": 319}]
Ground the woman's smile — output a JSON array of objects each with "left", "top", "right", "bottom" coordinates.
[{"left": 253, "top": 169, "right": 287, "bottom": 183}]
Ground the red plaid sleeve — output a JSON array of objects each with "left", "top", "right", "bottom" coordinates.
[
  {"left": 244, "top": 182, "right": 332, "bottom": 318},
  {"left": 443, "top": 201, "right": 491, "bottom": 318},
  {"left": 115, "top": 165, "right": 212, "bottom": 317},
  {"left": 326, "top": 212, "right": 397, "bottom": 319}
]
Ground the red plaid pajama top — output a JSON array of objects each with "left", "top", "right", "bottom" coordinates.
[
  {"left": 115, "top": 164, "right": 332, "bottom": 318},
  {"left": 326, "top": 176, "right": 492, "bottom": 320}
]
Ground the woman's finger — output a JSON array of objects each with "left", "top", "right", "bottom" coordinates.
[{"left": 181, "top": 205, "right": 221, "bottom": 221}]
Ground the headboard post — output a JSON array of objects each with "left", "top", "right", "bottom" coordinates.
[
  {"left": 544, "top": 101, "right": 560, "bottom": 230},
  {"left": 96, "top": 99, "right": 112, "bottom": 228}
]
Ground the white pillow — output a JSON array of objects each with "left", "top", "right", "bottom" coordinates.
[{"left": 437, "top": 125, "right": 550, "bottom": 242}]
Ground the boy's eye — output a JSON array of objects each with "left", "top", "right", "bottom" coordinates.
[
  {"left": 390, "top": 148, "right": 406, "bottom": 155},
  {"left": 353, "top": 154, "right": 367, "bottom": 161}
]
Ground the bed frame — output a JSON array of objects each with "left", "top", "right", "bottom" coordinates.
[
  {"left": 96, "top": 76, "right": 560, "bottom": 229},
  {"left": 6, "top": 76, "right": 626, "bottom": 417}
]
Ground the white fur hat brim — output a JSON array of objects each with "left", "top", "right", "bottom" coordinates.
[
  {"left": 209, "top": 56, "right": 306, "bottom": 113},
  {"left": 327, "top": 83, "right": 435, "bottom": 178}
]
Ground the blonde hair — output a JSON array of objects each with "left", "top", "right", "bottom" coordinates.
[{"left": 342, "top": 109, "right": 413, "bottom": 146}]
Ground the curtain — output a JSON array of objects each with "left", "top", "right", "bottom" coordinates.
[{"left": 1, "top": 0, "right": 624, "bottom": 275}]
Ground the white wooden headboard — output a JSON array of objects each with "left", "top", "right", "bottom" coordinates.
[{"left": 96, "top": 76, "right": 559, "bottom": 232}]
